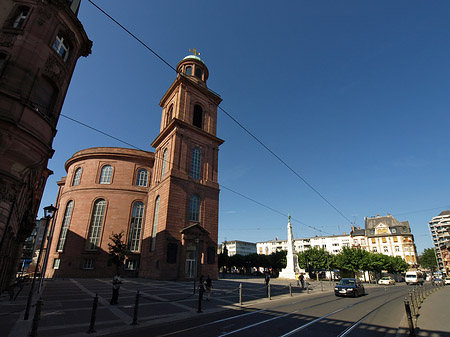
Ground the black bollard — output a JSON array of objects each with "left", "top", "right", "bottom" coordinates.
[
  {"left": 404, "top": 299, "right": 415, "bottom": 335},
  {"left": 268, "top": 284, "right": 271, "bottom": 300},
  {"left": 87, "top": 294, "right": 98, "bottom": 333},
  {"left": 289, "top": 283, "right": 292, "bottom": 297},
  {"left": 239, "top": 283, "right": 242, "bottom": 305},
  {"left": 29, "top": 297, "right": 43, "bottom": 337},
  {"left": 131, "top": 291, "right": 140, "bottom": 325}
]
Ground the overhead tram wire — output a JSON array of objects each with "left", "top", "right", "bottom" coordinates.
[
  {"left": 86, "top": 0, "right": 352, "bottom": 225},
  {"left": 60, "top": 112, "right": 329, "bottom": 235}
]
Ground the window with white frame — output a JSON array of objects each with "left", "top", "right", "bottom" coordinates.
[
  {"left": 13, "top": 8, "right": 29, "bottom": 28},
  {"left": 53, "top": 258, "right": 60, "bottom": 269},
  {"left": 383, "top": 246, "right": 389, "bottom": 253},
  {"left": 53, "top": 34, "right": 70, "bottom": 62},
  {"left": 125, "top": 259, "right": 137, "bottom": 270},
  {"left": 395, "top": 246, "right": 400, "bottom": 252},
  {"left": 189, "top": 194, "right": 200, "bottom": 222},
  {"left": 86, "top": 199, "right": 106, "bottom": 250},
  {"left": 99, "top": 165, "right": 112, "bottom": 184},
  {"left": 151, "top": 196, "right": 160, "bottom": 251},
  {"left": 128, "top": 202, "right": 144, "bottom": 252},
  {"left": 82, "top": 258, "right": 94, "bottom": 269},
  {"left": 57, "top": 200, "right": 74, "bottom": 251},
  {"left": 160, "top": 149, "right": 167, "bottom": 180},
  {"left": 72, "top": 167, "right": 82, "bottom": 186},
  {"left": 190, "top": 147, "right": 201, "bottom": 179},
  {"left": 136, "top": 169, "right": 148, "bottom": 187},
  {"left": 372, "top": 247, "right": 377, "bottom": 252}
]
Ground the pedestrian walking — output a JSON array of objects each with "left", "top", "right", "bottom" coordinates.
[
  {"left": 197, "top": 275, "right": 205, "bottom": 313},
  {"left": 300, "top": 274, "right": 305, "bottom": 289},
  {"left": 295, "top": 274, "right": 300, "bottom": 287},
  {"left": 205, "top": 275, "right": 212, "bottom": 301},
  {"left": 265, "top": 271, "right": 271, "bottom": 295},
  {"left": 110, "top": 274, "right": 122, "bottom": 305}
]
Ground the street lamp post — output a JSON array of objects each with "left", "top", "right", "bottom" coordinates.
[
  {"left": 195, "top": 237, "right": 200, "bottom": 279},
  {"left": 24, "top": 204, "right": 57, "bottom": 320}
]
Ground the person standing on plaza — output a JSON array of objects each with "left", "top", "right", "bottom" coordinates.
[
  {"left": 110, "top": 274, "right": 122, "bottom": 305},
  {"left": 197, "top": 275, "right": 205, "bottom": 313},
  {"left": 300, "top": 273, "right": 305, "bottom": 289},
  {"left": 205, "top": 275, "right": 212, "bottom": 301}
]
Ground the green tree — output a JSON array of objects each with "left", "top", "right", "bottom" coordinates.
[
  {"left": 418, "top": 248, "right": 438, "bottom": 271},
  {"left": 335, "top": 247, "right": 368, "bottom": 278},
  {"left": 268, "top": 250, "right": 287, "bottom": 272},
  {"left": 218, "top": 243, "right": 230, "bottom": 274},
  {"left": 108, "top": 231, "right": 128, "bottom": 274}
]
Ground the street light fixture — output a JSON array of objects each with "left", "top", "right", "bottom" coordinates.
[{"left": 24, "top": 204, "right": 57, "bottom": 320}]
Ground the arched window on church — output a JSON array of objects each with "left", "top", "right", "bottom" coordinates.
[
  {"left": 136, "top": 169, "right": 148, "bottom": 186},
  {"left": 86, "top": 199, "right": 106, "bottom": 250},
  {"left": 72, "top": 167, "right": 82, "bottom": 186},
  {"left": 166, "top": 105, "right": 173, "bottom": 126},
  {"left": 195, "top": 67, "right": 203, "bottom": 79},
  {"left": 128, "top": 202, "right": 145, "bottom": 252},
  {"left": 185, "top": 66, "right": 192, "bottom": 76},
  {"left": 151, "top": 196, "right": 160, "bottom": 251},
  {"left": 57, "top": 200, "right": 74, "bottom": 252},
  {"left": 99, "top": 165, "right": 112, "bottom": 184},
  {"left": 189, "top": 194, "right": 200, "bottom": 222},
  {"left": 193, "top": 104, "right": 202, "bottom": 129},
  {"left": 190, "top": 147, "right": 201, "bottom": 179},
  {"left": 161, "top": 149, "right": 168, "bottom": 180},
  {"left": 12, "top": 6, "right": 29, "bottom": 29}
]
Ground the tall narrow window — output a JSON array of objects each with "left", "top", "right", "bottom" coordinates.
[
  {"left": 151, "top": 196, "right": 160, "bottom": 251},
  {"left": 128, "top": 202, "right": 144, "bottom": 252},
  {"left": 160, "top": 149, "right": 168, "bottom": 180},
  {"left": 12, "top": 8, "right": 29, "bottom": 28},
  {"left": 0, "top": 53, "right": 7, "bottom": 75},
  {"left": 136, "top": 169, "right": 148, "bottom": 187},
  {"left": 190, "top": 147, "right": 201, "bottom": 179},
  {"left": 195, "top": 67, "right": 203, "bottom": 79},
  {"left": 189, "top": 194, "right": 200, "bottom": 222},
  {"left": 185, "top": 66, "right": 192, "bottom": 76},
  {"left": 86, "top": 199, "right": 106, "bottom": 250},
  {"left": 99, "top": 165, "right": 112, "bottom": 184},
  {"left": 31, "top": 77, "right": 57, "bottom": 117},
  {"left": 193, "top": 105, "right": 202, "bottom": 128},
  {"left": 72, "top": 167, "right": 82, "bottom": 186},
  {"left": 57, "top": 201, "right": 73, "bottom": 251},
  {"left": 53, "top": 34, "right": 70, "bottom": 62},
  {"left": 165, "top": 105, "right": 173, "bottom": 126}
]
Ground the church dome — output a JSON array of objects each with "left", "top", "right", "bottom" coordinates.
[{"left": 177, "top": 49, "right": 209, "bottom": 84}]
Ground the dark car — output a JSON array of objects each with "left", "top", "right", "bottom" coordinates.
[{"left": 334, "top": 278, "right": 365, "bottom": 297}]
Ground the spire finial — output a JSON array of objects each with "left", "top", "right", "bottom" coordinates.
[{"left": 189, "top": 48, "right": 200, "bottom": 56}]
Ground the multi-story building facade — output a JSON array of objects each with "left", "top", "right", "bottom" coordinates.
[
  {"left": 45, "top": 52, "right": 223, "bottom": 280},
  {"left": 362, "top": 214, "right": 418, "bottom": 266},
  {"left": 0, "top": 0, "right": 91, "bottom": 291},
  {"left": 429, "top": 210, "right": 450, "bottom": 274},
  {"left": 218, "top": 241, "right": 256, "bottom": 256},
  {"left": 257, "top": 234, "right": 352, "bottom": 256},
  {"left": 256, "top": 214, "right": 417, "bottom": 267}
]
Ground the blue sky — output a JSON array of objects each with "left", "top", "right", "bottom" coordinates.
[{"left": 40, "top": 0, "right": 450, "bottom": 254}]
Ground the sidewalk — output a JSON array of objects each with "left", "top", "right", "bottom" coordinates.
[{"left": 415, "top": 286, "right": 450, "bottom": 337}]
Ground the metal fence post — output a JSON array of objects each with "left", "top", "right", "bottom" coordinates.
[
  {"left": 87, "top": 294, "right": 98, "bottom": 334},
  {"left": 289, "top": 283, "right": 292, "bottom": 297},
  {"left": 131, "top": 291, "right": 140, "bottom": 325},
  {"left": 28, "top": 298, "right": 43, "bottom": 337},
  {"left": 268, "top": 284, "right": 271, "bottom": 300},
  {"left": 404, "top": 299, "right": 415, "bottom": 336}
]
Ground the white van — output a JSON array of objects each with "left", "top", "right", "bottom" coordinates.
[{"left": 405, "top": 271, "right": 424, "bottom": 285}]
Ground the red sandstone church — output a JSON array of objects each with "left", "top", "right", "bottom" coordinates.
[{"left": 45, "top": 53, "right": 223, "bottom": 280}]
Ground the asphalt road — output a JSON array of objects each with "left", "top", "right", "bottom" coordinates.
[{"left": 106, "top": 283, "right": 410, "bottom": 337}]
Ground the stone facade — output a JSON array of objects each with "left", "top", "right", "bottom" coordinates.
[
  {"left": 0, "top": 0, "right": 91, "bottom": 291},
  {"left": 45, "top": 54, "right": 223, "bottom": 280}
]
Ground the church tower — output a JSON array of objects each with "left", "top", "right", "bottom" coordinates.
[{"left": 140, "top": 51, "right": 223, "bottom": 280}]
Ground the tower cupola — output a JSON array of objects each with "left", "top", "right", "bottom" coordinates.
[{"left": 176, "top": 48, "right": 209, "bottom": 86}]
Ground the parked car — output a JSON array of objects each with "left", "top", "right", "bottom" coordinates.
[
  {"left": 432, "top": 278, "right": 443, "bottom": 286},
  {"left": 444, "top": 277, "right": 450, "bottom": 285},
  {"left": 378, "top": 277, "right": 395, "bottom": 285},
  {"left": 334, "top": 278, "right": 365, "bottom": 297}
]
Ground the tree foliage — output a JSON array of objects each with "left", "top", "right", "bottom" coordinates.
[
  {"left": 108, "top": 231, "right": 128, "bottom": 273},
  {"left": 418, "top": 248, "right": 438, "bottom": 270}
]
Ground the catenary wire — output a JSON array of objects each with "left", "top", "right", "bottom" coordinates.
[{"left": 86, "top": 0, "right": 353, "bottom": 226}]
